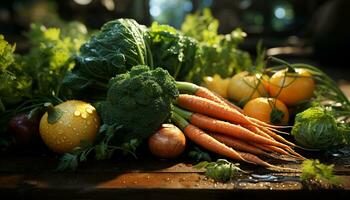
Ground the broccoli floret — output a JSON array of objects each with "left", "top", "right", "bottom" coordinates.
[{"left": 99, "top": 65, "right": 179, "bottom": 144}]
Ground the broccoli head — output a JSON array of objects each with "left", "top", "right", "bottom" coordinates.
[{"left": 98, "top": 65, "right": 179, "bottom": 144}]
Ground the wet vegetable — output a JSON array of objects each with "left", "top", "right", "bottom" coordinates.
[
  {"left": 243, "top": 97, "right": 289, "bottom": 125},
  {"left": 148, "top": 124, "right": 186, "bottom": 159},
  {"left": 39, "top": 100, "right": 100, "bottom": 153}
]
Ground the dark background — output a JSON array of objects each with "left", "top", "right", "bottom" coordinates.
[{"left": 1, "top": 0, "right": 349, "bottom": 80}]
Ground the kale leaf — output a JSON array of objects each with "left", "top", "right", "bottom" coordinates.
[
  {"left": 63, "top": 19, "right": 153, "bottom": 100},
  {"left": 148, "top": 22, "right": 198, "bottom": 80}
]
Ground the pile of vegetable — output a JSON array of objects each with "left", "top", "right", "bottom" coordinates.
[{"left": 0, "top": 8, "right": 349, "bottom": 184}]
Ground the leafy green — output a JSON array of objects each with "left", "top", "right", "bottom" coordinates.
[
  {"left": 23, "top": 22, "right": 87, "bottom": 97},
  {"left": 63, "top": 19, "right": 153, "bottom": 100},
  {"left": 194, "top": 159, "right": 243, "bottom": 182},
  {"left": 148, "top": 22, "right": 198, "bottom": 80},
  {"left": 301, "top": 159, "right": 342, "bottom": 188},
  {"left": 1, "top": 22, "right": 87, "bottom": 142},
  {"left": 0, "top": 35, "right": 32, "bottom": 112},
  {"left": 181, "top": 8, "right": 252, "bottom": 84},
  {"left": 291, "top": 107, "right": 348, "bottom": 150},
  {"left": 181, "top": 8, "right": 220, "bottom": 45}
]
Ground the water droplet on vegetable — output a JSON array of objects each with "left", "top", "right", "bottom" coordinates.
[
  {"left": 81, "top": 113, "right": 87, "bottom": 119},
  {"left": 86, "top": 108, "right": 93, "bottom": 114},
  {"left": 74, "top": 111, "right": 81, "bottom": 116}
]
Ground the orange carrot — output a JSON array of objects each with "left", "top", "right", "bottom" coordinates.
[
  {"left": 171, "top": 112, "right": 299, "bottom": 171},
  {"left": 206, "top": 89, "right": 245, "bottom": 113},
  {"left": 248, "top": 116, "right": 292, "bottom": 129},
  {"left": 243, "top": 124, "right": 275, "bottom": 141},
  {"left": 249, "top": 142, "right": 290, "bottom": 156},
  {"left": 208, "top": 132, "right": 268, "bottom": 156},
  {"left": 174, "top": 106, "right": 294, "bottom": 150},
  {"left": 192, "top": 84, "right": 292, "bottom": 130},
  {"left": 238, "top": 151, "right": 300, "bottom": 172},
  {"left": 183, "top": 125, "right": 251, "bottom": 163},
  {"left": 176, "top": 94, "right": 255, "bottom": 126},
  {"left": 262, "top": 127, "right": 297, "bottom": 147},
  {"left": 170, "top": 112, "right": 248, "bottom": 163},
  {"left": 211, "top": 133, "right": 299, "bottom": 162}
]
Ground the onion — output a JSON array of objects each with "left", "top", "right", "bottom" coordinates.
[{"left": 148, "top": 124, "right": 186, "bottom": 159}]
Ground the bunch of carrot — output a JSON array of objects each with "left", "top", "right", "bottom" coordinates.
[{"left": 171, "top": 82, "right": 304, "bottom": 172}]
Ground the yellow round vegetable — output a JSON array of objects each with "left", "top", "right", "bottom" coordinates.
[
  {"left": 268, "top": 68, "right": 315, "bottom": 106},
  {"left": 202, "top": 74, "right": 230, "bottom": 98},
  {"left": 243, "top": 97, "right": 289, "bottom": 125},
  {"left": 227, "top": 71, "right": 268, "bottom": 104},
  {"left": 39, "top": 100, "right": 100, "bottom": 153}
]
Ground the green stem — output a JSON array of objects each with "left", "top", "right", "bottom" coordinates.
[
  {"left": 171, "top": 111, "right": 189, "bottom": 131},
  {"left": 173, "top": 106, "right": 192, "bottom": 120},
  {"left": 176, "top": 81, "right": 199, "bottom": 94},
  {"left": 268, "top": 56, "right": 296, "bottom": 73},
  {"left": 44, "top": 102, "right": 63, "bottom": 124}
]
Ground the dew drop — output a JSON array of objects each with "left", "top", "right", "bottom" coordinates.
[
  {"left": 86, "top": 108, "right": 93, "bottom": 114},
  {"left": 74, "top": 110, "right": 81, "bottom": 116},
  {"left": 81, "top": 113, "right": 87, "bottom": 119}
]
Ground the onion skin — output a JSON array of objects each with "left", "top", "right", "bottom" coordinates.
[{"left": 148, "top": 124, "right": 186, "bottom": 159}]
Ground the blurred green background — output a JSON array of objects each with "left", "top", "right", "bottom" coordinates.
[{"left": 1, "top": 0, "right": 349, "bottom": 80}]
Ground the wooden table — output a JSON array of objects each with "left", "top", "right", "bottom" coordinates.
[{"left": 1, "top": 153, "right": 350, "bottom": 200}]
